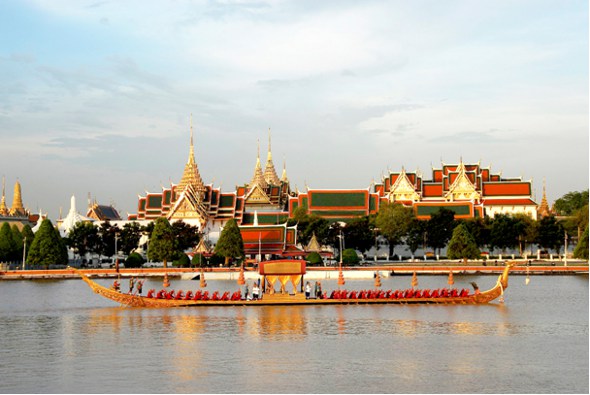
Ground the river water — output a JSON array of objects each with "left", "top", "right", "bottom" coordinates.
[{"left": 0, "top": 274, "right": 587, "bottom": 394}]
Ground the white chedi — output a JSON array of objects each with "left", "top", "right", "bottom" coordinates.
[{"left": 58, "top": 195, "right": 94, "bottom": 236}]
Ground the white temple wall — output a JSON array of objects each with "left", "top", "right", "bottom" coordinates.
[{"left": 485, "top": 205, "right": 538, "bottom": 220}]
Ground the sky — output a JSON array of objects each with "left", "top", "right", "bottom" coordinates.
[{"left": 0, "top": 0, "right": 588, "bottom": 220}]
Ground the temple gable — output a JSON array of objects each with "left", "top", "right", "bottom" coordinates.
[
  {"left": 387, "top": 169, "right": 420, "bottom": 202},
  {"left": 444, "top": 162, "right": 481, "bottom": 201}
]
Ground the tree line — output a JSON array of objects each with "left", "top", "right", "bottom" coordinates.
[{"left": 0, "top": 189, "right": 587, "bottom": 267}]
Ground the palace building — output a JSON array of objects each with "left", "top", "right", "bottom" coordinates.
[
  {"left": 374, "top": 161, "right": 539, "bottom": 220},
  {"left": 127, "top": 120, "right": 540, "bottom": 258}
]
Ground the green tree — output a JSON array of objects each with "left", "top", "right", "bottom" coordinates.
[
  {"left": 124, "top": 252, "right": 145, "bottom": 268},
  {"left": 287, "top": 209, "right": 330, "bottom": 247},
  {"left": 375, "top": 202, "right": 414, "bottom": 258},
  {"left": 513, "top": 213, "right": 537, "bottom": 256},
  {"left": 303, "top": 215, "right": 330, "bottom": 246},
  {"left": 11, "top": 224, "right": 24, "bottom": 261},
  {"left": 54, "top": 225, "right": 69, "bottom": 265},
  {"left": 426, "top": 208, "right": 456, "bottom": 255},
  {"left": 554, "top": 190, "right": 589, "bottom": 215},
  {"left": 147, "top": 217, "right": 178, "bottom": 269},
  {"left": 326, "top": 222, "right": 344, "bottom": 252},
  {"left": 21, "top": 224, "right": 34, "bottom": 261},
  {"left": 341, "top": 248, "right": 360, "bottom": 265},
  {"left": 489, "top": 214, "right": 519, "bottom": 254},
  {"left": 344, "top": 216, "right": 374, "bottom": 253},
  {"left": 536, "top": 215, "right": 564, "bottom": 254},
  {"left": 462, "top": 217, "right": 490, "bottom": 250},
  {"left": 65, "top": 221, "right": 99, "bottom": 261},
  {"left": 97, "top": 221, "right": 118, "bottom": 259},
  {"left": 0, "top": 222, "right": 17, "bottom": 262},
  {"left": 192, "top": 253, "right": 207, "bottom": 267},
  {"left": 447, "top": 223, "right": 481, "bottom": 262},
  {"left": 214, "top": 218, "right": 244, "bottom": 265},
  {"left": 171, "top": 220, "right": 201, "bottom": 251},
  {"left": 27, "top": 218, "right": 67, "bottom": 268},
  {"left": 120, "top": 221, "right": 142, "bottom": 256},
  {"left": 573, "top": 226, "right": 588, "bottom": 259},
  {"left": 306, "top": 251, "right": 323, "bottom": 266},
  {"left": 172, "top": 253, "right": 191, "bottom": 267},
  {"left": 406, "top": 218, "right": 426, "bottom": 257},
  {"left": 567, "top": 204, "right": 589, "bottom": 243}
]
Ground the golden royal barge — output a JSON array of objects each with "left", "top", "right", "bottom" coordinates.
[{"left": 76, "top": 260, "right": 516, "bottom": 307}]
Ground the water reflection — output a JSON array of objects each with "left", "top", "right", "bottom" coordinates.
[
  {"left": 0, "top": 275, "right": 586, "bottom": 394},
  {"left": 252, "top": 306, "right": 308, "bottom": 340}
]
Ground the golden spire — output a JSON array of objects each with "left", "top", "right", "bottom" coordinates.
[
  {"left": 189, "top": 113, "right": 195, "bottom": 164},
  {"left": 280, "top": 158, "right": 289, "bottom": 183},
  {"left": 176, "top": 114, "right": 206, "bottom": 195},
  {"left": 9, "top": 179, "right": 26, "bottom": 216},
  {"left": 0, "top": 176, "right": 8, "bottom": 216},
  {"left": 263, "top": 128, "right": 281, "bottom": 185},
  {"left": 537, "top": 178, "right": 551, "bottom": 218},
  {"left": 250, "top": 139, "right": 268, "bottom": 190}
]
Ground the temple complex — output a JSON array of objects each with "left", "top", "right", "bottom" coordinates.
[{"left": 123, "top": 119, "right": 543, "bottom": 259}]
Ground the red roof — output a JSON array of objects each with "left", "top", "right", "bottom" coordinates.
[
  {"left": 422, "top": 184, "right": 443, "bottom": 197},
  {"left": 482, "top": 183, "right": 530, "bottom": 196},
  {"left": 482, "top": 198, "right": 537, "bottom": 206}
]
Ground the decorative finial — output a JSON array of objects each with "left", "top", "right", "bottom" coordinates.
[{"left": 189, "top": 113, "right": 195, "bottom": 163}]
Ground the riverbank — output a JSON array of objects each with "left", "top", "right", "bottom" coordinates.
[{"left": 0, "top": 260, "right": 587, "bottom": 280}]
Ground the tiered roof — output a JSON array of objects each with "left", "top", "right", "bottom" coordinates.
[
  {"left": 86, "top": 200, "right": 121, "bottom": 221},
  {"left": 375, "top": 159, "right": 537, "bottom": 219}
]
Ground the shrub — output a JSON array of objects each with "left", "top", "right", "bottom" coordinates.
[
  {"left": 172, "top": 253, "right": 191, "bottom": 268},
  {"left": 342, "top": 248, "right": 360, "bottom": 265},
  {"left": 125, "top": 252, "right": 145, "bottom": 268},
  {"left": 192, "top": 253, "right": 206, "bottom": 267},
  {"left": 306, "top": 251, "right": 323, "bottom": 266}
]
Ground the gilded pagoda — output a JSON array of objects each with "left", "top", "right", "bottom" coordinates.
[{"left": 0, "top": 177, "right": 38, "bottom": 229}]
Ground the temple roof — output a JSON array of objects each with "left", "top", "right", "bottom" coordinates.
[
  {"left": 87, "top": 202, "right": 122, "bottom": 221},
  {"left": 305, "top": 232, "right": 322, "bottom": 252}
]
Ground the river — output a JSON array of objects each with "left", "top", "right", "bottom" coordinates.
[{"left": 0, "top": 274, "right": 587, "bottom": 393}]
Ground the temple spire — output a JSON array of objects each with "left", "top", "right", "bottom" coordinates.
[
  {"left": 263, "top": 128, "right": 281, "bottom": 185},
  {"left": 177, "top": 115, "right": 205, "bottom": 195},
  {"left": 189, "top": 113, "right": 194, "bottom": 164},
  {"left": 280, "top": 158, "right": 288, "bottom": 183},
  {"left": 9, "top": 179, "right": 26, "bottom": 216},
  {"left": 250, "top": 139, "right": 268, "bottom": 189},
  {"left": 0, "top": 176, "right": 8, "bottom": 216},
  {"left": 537, "top": 178, "right": 551, "bottom": 218}
]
